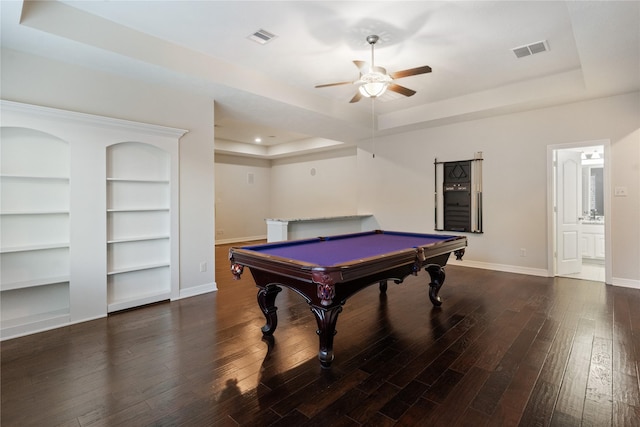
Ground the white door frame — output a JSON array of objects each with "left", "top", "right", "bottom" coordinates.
[{"left": 547, "top": 139, "right": 612, "bottom": 284}]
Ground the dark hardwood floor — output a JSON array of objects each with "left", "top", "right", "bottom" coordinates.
[{"left": 2, "top": 242, "right": 639, "bottom": 426}]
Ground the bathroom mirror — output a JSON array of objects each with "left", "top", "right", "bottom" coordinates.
[{"left": 582, "top": 165, "right": 604, "bottom": 220}]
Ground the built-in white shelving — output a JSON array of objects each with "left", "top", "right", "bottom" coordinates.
[
  {"left": 1, "top": 276, "right": 71, "bottom": 292},
  {"left": 106, "top": 142, "right": 172, "bottom": 312},
  {"left": 107, "top": 235, "right": 170, "bottom": 244},
  {"left": 1, "top": 100, "right": 185, "bottom": 340},
  {"left": 0, "top": 127, "right": 71, "bottom": 337}
]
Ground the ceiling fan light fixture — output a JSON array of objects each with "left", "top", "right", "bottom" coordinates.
[
  {"left": 358, "top": 82, "right": 388, "bottom": 98},
  {"left": 357, "top": 71, "right": 392, "bottom": 98}
]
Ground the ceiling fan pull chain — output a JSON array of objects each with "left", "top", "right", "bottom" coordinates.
[{"left": 371, "top": 98, "right": 376, "bottom": 158}]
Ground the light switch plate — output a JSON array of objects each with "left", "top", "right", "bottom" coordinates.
[{"left": 614, "top": 186, "right": 628, "bottom": 196}]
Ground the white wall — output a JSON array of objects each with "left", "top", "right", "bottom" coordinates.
[
  {"left": 358, "top": 92, "right": 640, "bottom": 286},
  {"left": 214, "top": 147, "right": 360, "bottom": 243},
  {"left": 214, "top": 154, "right": 271, "bottom": 243},
  {"left": 270, "top": 147, "right": 358, "bottom": 219},
  {"left": 1, "top": 48, "right": 216, "bottom": 296}
]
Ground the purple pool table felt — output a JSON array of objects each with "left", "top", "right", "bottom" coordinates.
[{"left": 242, "top": 231, "right": 458, "bottom": 266}]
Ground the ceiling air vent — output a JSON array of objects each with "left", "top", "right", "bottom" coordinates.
[
  {"left": 512, "top": 40, "right": 549, "bottom": 58},
  {"left": 248, "top": 29, "right": 277, "bottom": 45}
]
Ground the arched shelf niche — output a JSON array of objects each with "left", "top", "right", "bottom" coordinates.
[
  {"left": 0, "top": 127, "right": 71, "bottom": 335},
  {"left": 106, "top": 141, "right": 174, "bottom": 312}
]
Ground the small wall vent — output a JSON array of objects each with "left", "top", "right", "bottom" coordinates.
[
  {"left": 248, "top": 29, "right": 277, "bottom": 45},
  {"left": 512, "top": 40, "right": 549, "bottom": 58}
]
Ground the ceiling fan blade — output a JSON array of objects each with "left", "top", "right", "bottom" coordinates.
[
  {"left": 349, "top": 92, "right": 362, "bottom": 103},
  {"left": 388, "top": 84, "right": 416, "bottom": 97},
  {"left": 389, "top": 65, "right": 432, "bottom": 79},
  {"left": 353, "top": 60, "right": 367, "bottom": 70},
  {"left": 315, "top": 81, "right": 353, "bottom": 88}
]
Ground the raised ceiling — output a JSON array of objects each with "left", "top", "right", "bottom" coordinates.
[{"left": 2, "top": 1, "right": 638, "bottom": 158}]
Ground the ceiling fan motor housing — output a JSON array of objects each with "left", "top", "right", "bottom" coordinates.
[{"left": 366, "top": 35, "right": 380, "bottom": 45}]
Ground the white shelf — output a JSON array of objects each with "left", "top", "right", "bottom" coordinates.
[
  {"left": 107, "top": 177, "right": 169, "bottom": 183},
  {"left": 0, "top": 174, "right": 69, "bottom": 181},
  {"left": 0, "top": 210, "right": 69, "bottom": 215},
  {"left": 1, "top": 308, "right": 70, "bottom": 328},
  {"left": 1, "top": 276, "right": 70, "bottom": 292},
  {"left": 1, "top": 181, "right": 69, "bottom": 212},
  {"left": 107, "top": 291, "right": 171, "bottom": 313},
  {"left": 107, "top": 208, "right": 169, "bottom": 213},
  {"left": 107, "top": 262, "right": 170, "bottom": 275},
  {"left": 107, "top": 210, "right": 169, "bottom": 242},
  {"left": 0, "top": 242, "right": 70, "bottom": 253},
  {"left": 1, "top": 309, "right": 70, "bottom": 337},
  {"left": 1, "top": 281, "right": 70, "bottom": 339},
  {"left": 107, "top": 235, "right": 169, "bottom": 244},
  {"left": 106, "top": 178, "right": 169, "bottom": 211}
]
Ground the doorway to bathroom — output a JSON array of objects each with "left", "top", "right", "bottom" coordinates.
[{"left": 547, "top": 140, "right": 611, "bottom": 283}]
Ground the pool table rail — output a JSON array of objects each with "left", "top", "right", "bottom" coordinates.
[{"left": 229, "top": 234, "right": 466, "bottom": 285}]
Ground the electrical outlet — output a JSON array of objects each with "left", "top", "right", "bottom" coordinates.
[
  {"left": 200, "top": 262, "right": 207, "bottom": 272},
  {"left": 520, "top": 248, "right": 527, "bottom": 257},
  {"left": 216, "top": 229, "right": 224, "bottom": 236}
]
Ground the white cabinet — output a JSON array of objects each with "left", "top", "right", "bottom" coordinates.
[
  {"left": 594, "top": 233, "right": 605, "bottom": 259},
  {"left": 581, "top": 223, "right": 605, "bottom": 260},
  {"left": 1, "top": 100, "right": 186, "bottom": 339},
  {"left": 0, "top": 128, "right": 71, "bottom": 336}
]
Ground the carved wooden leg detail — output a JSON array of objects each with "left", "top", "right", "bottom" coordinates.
[
  {"left": 310, "top": 305, "right": 343, "bottom": 368},
  {"left": 257, "top": 285, "right": 282, "bottom": 335},
  {"left": 426, "top": 264, "right": 446, "bottom": 307}
]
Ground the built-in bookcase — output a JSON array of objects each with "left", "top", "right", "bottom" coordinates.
[
  {"left": 0, "top": 127, "right": 71, "bottom": 336},
  {"left": 1, "top": 100, "right": 186, "bottom": 340},
  {"left": 106, "top": 143, "right": 172, "bottom": 312}
]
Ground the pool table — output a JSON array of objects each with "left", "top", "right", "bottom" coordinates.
[{"left": 229, "top": 230, "right": 466, "bottom": 368}]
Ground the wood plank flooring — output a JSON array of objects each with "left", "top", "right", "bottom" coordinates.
[{"left": 2, "top": 242, "right": 639, "bottom": 426}]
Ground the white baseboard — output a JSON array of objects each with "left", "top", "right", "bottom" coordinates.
[
  {"left": 178, "top": 282, "right": 217, "bottom": 299},
  {"left": 1, "top": 314, "right": 106, "bottom": 341},
  {"left": 449, "top": 258, "right": 640, "bottom": 289},
  {"left": 215, "top": 235, "right": 266, "bottom": 245},
  {"left": 447, "top": 258, "right": 550, "bottom": 277},
  {"left": 611, "top": 277, "right": 640, "bottom": 289}
]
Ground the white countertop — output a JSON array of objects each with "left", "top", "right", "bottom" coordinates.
[
  {"left": 266, "top": 214, "right": 373, "bottom": 222},
  {"left": 582, "top": 219, "right": 605, "bottom": 225}
]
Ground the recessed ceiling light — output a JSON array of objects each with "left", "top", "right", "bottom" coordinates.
[{"left": 254, "top": 137, "right": 262, "bottom": 143}]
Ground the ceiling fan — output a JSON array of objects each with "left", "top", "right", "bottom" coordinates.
[{"left": 315, "top": 35, "right": 432, "bottom": 103}]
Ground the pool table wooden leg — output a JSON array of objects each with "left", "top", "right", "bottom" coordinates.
[
  {"left": 310, "top": 305, "right": 343, "bottom": 368},
  {"left": 257, "top": 285, "right": 282, "bottom": 335},
  {"left": 379, "top": 280, "right": 388, "bottom": 294},
  {"left": 426, "top": 264, "right": 445, "bottom": 307}
]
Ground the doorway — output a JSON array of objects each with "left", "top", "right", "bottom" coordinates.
[{"left": 547, "top": 140, "right": 611, "bottom": 283}]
